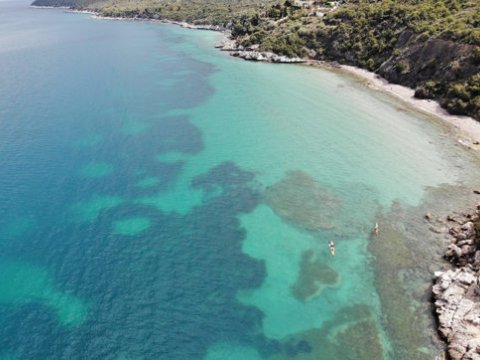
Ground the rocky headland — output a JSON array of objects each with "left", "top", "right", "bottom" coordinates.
[
  {"left": 216, "top": 39, "right": 305, "bottom": 63},
  {"left": 432, "top": 205, "right": 480, "bottom": 360}
]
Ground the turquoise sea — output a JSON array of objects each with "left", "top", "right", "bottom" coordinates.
[{"left": 1, "top": 1, "right": 480, "bottom": 359}]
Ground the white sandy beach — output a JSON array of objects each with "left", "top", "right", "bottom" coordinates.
[{"left": 336, "top": 64, "right": 480, "bottom": 147}]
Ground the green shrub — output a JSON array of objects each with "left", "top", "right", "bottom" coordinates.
[
  {"left": 448, "top": 83, "right": 470, "bottom": 101},
  {"left": 397, "top": 59, "right": 410, "bottom": 74}
]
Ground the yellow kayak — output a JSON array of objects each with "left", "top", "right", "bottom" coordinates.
[{"left": 329, "top": 241, "right": 335, "bottom": 256}]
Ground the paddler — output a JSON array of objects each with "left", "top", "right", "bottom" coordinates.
[{"left": 329, "top": 240, "right": 335, "bottom": 256}]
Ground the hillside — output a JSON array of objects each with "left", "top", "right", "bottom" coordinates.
[
  {"left": 33, "top": 0, "right": 274, "bottom": 26},
  {"left": 30, "top": 0, "right": 480, "bottom": 119},
  {"left": 32, "top": 0, "right": 100, "bottom": 8},
  {"left": 96, "top": 0, "right": 272, "bottom": 26}
]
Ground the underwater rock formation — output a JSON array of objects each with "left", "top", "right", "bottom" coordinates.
[
  {"left": 263, "top": 171, "right": 341, "bottom": 232},
  {"left": 290, "top": 249, "right": 339, "bottom": 301}
]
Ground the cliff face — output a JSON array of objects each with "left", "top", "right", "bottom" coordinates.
[
  {"left": 378, "top": 32, "right": 476, "bottom": 86},
  {"left": 326, "top": 30, "right": 480, "bottom": 120},
  {"left": 379, "top": 35, "right": 479, "bottom": 119}
]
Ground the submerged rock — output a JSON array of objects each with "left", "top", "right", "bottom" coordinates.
[
  {"left": 263, "top": 170, "right": 342, "bottom": 232},
  {"left": 269, "top": 305, "right": 384, "bottom": 360},
  {"left": 290, "top": 249, "right": 339, "bottom": 301}
]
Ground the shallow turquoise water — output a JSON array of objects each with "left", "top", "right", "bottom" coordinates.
[{"left": 1, "top": 2, "right": 479, "bottom": 359}]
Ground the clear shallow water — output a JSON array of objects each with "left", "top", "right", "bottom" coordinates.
[{"left": 1, "top": 2, "right": 480, "bottom": 359}]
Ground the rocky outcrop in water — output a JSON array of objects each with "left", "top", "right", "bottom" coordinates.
[
  {"left": 167, "top": 21, "right": 225, "bottom": 31},
  {"left": 230, "top": 50, "right": 305, "bottom": 63},
  {"left": 216, "top": 40, "right": 305, "bottom": 63},
  {"left": 432, "top": 205, "right": 480, "bottom": 360}
]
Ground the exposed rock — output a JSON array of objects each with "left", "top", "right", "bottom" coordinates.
[
  {"left": 378, "top": 36, "right": 477, "bottom": 89},
  {"left": 433, "top": 268, "right": 480, "bottom": 360},
  {"left": 446, "top": 244, "right": 463, "bottom": 259},
  {"left": 430, "top": 225, "right": 445, "bottom": 234},
  {"left": 216, "top": 39, "right": 305, "bottom": 63},
  {"left": 444, "top": 213, "right": 480, "bottom": 269},
  {"left": 462, "top": 245, "right": 476, "bottom": 256},
  {"left": 458, "top": 238, "right": 474, "bottom": 247},
  {"left": 230, "top": 50, "right": 305, "bottom": 63},
  {"left": 474, "top": 251, "right": 480, "bottom": 268},
  {"left": 177, "top": 23, "right": 225, "bottom": 31},
  {"left": 215, "top": 38, "right": 238, "bottom": 51},
  {"left": 433, "top": 205, "right": 480, "bottom": 360},
  {"left": 450, "top": 226, "right": 460, "bottom": 235},
  {"left": 463, "top": 222, "right": 475, "bottom": 238},
  {"left": 448, "top": 215, "right": 463, "bottom": 223}
]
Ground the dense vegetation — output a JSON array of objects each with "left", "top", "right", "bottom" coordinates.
[
  {"left": 30, "top": 0, "right": 480, "bottom": 119},
  {"left": 95, "top": 0, "right": 273, "bottom": 26},
  {"left": 32, "top": 0, "right": 100, "bottom": 8}
]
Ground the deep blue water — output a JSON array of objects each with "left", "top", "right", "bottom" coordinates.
[{"left": 0, "top": 4, "right": 266, "bottom": 359}]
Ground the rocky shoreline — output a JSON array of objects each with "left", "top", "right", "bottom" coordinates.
[
  {"left": 214, "top": 38, "right": 480, "bottom": 144},
  {"left": 432, "top": 205, "right": 480, "bottom": 360},
  {"left": 33, "top": 7, "right": 227, "bottom": 31},
  {"left": 93, "top": 13, "right": 226, "bottom": 31},
  {"left": 53, "top": 8, "right": 303, "bottom": 64},
  {"left": 215, "top": 38, "right": 305, "bottom": 63}
]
